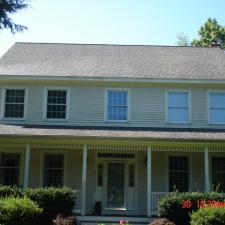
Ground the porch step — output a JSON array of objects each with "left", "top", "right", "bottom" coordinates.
[{"left": 76, "top": 216, "right": 154, "bottom": 225}]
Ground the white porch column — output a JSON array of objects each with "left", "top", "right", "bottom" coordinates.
[
  {"left": 23, "top": 143, "right": 30, "bottom": 188},
  {"left": 147, "top": 145, "right": 152, "bottom": 217},
  {"left": 81, "top": 144, "right": 88, "bottom": 215},
  {"left": 204, "top": 147, "right": 210, "bottom": 192}
]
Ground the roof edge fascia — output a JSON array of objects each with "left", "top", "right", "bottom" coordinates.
[{"left": 1, "top": 75, "right": 225, "bottom": 85}]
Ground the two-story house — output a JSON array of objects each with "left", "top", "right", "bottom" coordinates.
[{"left": 0, "top": 43, "right": 224, "bottom": 222}]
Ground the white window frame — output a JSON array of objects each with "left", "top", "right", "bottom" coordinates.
[
  {"left": 104, "top": 88, "right": 130, "bottom": 123},
  {"left": 166, "top": 89, "right": 191, "bottom": 124},
  {"left": 207, "top": 90, "right": 225, "bottom": 125},
  {"left": 40, "top": 150, "right": 67, "bottom": 187},
  {"left": 1, "top": 86, "right": 28, "bottom": 120},
  {"left": 43, "top": 87, "right": 70, "bottom": 121}
]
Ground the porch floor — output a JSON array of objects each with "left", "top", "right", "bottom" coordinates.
[{"left": 76, "top": 215, "right": 155, "bottom": 225}]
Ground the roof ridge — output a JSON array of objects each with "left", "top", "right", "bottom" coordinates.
[{"left": 14, "top": 42, "right": 222, "bottom": 49}]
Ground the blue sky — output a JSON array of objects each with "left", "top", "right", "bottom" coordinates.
[{"left": 1, "top": 0, "right": 225, "bottom": 56}]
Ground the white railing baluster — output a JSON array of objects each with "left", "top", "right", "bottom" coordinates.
[
  {"left": 150, "top": 192, "right": 168, "bottom": 215},
  {"left": 74, "top": 190, "right": 82, "bottom": 213}
]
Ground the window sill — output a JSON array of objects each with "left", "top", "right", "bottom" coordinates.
[
  {"left": 43, "top": 118, "right": 69, "bottom": 122},
  {"left": 105, "top": 120, "right": 130, "bottom": 123},
  {"left": 2, "top": 117, "right": 25, "bottom": 121}
]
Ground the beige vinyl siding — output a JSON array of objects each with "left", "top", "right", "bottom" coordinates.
[
  {"left": 136, "top": 151, "right": 147, "bottom": 215},
  {"left": 0, "top": 82, "right": 224, "bottom": 128}
]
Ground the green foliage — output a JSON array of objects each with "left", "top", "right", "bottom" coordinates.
[
  {"left": 25, "top": 187, "right": 76, "bottom": 225},
  {"left": 149, "top": 218, "right": 175, "bottom": 225},
  {"left": 0, "top": 0, "right": 29, "bottom": 33},
  {"left": 157, "top": 192, "right": 225, "bottom": 225},
  {"left": 192, "top": 18, "right": 225, "bottom": 49},
  {"left": 0, "top": 196, "right": 42, "bottom": 225},
  {"left": 190, "top": 207, "right": 225, "bottom": 225},
  {"left": 0, "top": 185, "right": 24, "bottom": 198},
  {"left": 176, "top": 33, "right": 190, "bottom": 46}
]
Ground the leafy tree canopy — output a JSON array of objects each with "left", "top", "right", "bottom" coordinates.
[
  {"left": 0, "top": 0, "right": 29, "bottom": 34},
  {"left": 191, "top": 18, "right": 225, "bottom": 49},
  {"left": 176, "top": 32, "right": 190, "bottom": 46}
]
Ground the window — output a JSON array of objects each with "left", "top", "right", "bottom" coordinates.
[
  {"left": 212, "top": 157, "right": 225, "bottom": 191},
  {"left": 46, "top": 89, "right": 68, "bottom": 119},
  {"left": 106, "top": 90, "right": 128, "bottom": 121},
  {"left": 97, "top": 164, "right": 103, "bottom": 186},
  {"left": 43, "top": 154, "right": 64, "bottom": 187},
  {"left": 167, "top": 91, "right": 189, "bottom": 123},
  {"left": 209, "top": 92, "right": 225, "bottom": 124},
  {"left": 129, "top": 164, "right": 135, "bottom": 187},
  {"left": 4, "top": 89, "right": 25, "bottom": 118},
  {"left": 0, "top": 153, "right": 20, "bottom": 186},
  {"left": 169, "top": 156, "right": 189, "bottom": 192}
]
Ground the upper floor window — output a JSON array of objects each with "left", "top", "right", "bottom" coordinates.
[
  {"left": 167, "top": 91, "right": 190, "bottom": 124},
  {"left": 209, "top": 92, "right": 225, "bottom": 124},
  {"left": 106, "top": 89, "right": 129, "bottom": 121},
  {"left": 4, "top": 89, "right": 26, "bottom": 119},
  {"left": 45, "top": 89, "right": 68, "bottom": 120}
]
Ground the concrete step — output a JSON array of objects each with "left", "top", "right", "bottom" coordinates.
[{"left": 77, "top": 216, "right": 154, "bottom": 225}]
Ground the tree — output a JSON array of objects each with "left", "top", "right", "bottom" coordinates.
[
  {"left": 0, "top": 0, "right": 29, "bottom": 34},
  {"left": 192, "top": 18, "right": 225, "bottom": 49},
  {"left": 176, "top": 33, "right": 190, "bottom": 46}
]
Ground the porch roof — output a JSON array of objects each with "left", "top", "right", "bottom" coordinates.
[{"left": 1, "top": 124, "right": 225, "bottom": 142}]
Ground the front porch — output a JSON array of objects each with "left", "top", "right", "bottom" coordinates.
[{"left": 0, "top": 140, "right": 224, "bottom": 217}]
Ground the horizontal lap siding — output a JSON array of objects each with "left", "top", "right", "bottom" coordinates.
[{"left": 0, "top": 83, "right": 216, "bottom": 128}]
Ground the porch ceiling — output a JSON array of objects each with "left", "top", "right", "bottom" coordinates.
[{"left": 1, "top": 124, "right": 225, "bottom": 143}]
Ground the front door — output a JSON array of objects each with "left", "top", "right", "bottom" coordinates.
[
  {"left": 106, "top": 162, "right": 126, "bottom": 209},
  {"left": 95, "top": 152, "right": 136, "bottom": 214}
]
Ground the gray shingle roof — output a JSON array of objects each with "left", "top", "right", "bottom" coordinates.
[
  {"left": 1, "top": 124, "right": 225, "bottom": 142},
  {"left": 0, "top": 42, "right": 225, "bottom": 80}
]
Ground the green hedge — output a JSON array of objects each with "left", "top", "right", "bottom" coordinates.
[
  {"left": 190, "top": 207, "right": 225, "bottom": 225},
  {"left": 157, "top": 192, "right": 225, "bottom": 225},
  {"left": 0, "top": 197, "right": 42, "bottom": 225},
  {"left": 25, "top": 187, "right": 76, "bottom": 225},
  {"left": 0, "top": 186, "right": 24, "bottom": 198},
  {"left": 0, "top": 186, "right": 76, "bottom": 225}
]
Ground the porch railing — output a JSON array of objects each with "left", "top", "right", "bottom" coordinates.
[
  {"left": 74, "top": 190, "right": 82, "bottom": 213},
  {"left": 151, "top": 192, "right": 168, "bottom": 215}
]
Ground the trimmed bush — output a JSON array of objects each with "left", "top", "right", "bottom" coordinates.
[
  {"left": 157, "top": 192, "right": 225, "bottom": 225},
  {"left": 149, "top": 218, "right": 175, "bottom": 225},
  {"left": 190, "top": 207, "right": 225, "bottom": 225},
  {"left": 0, "top": 196, "right": 42, "bottom": 225},
  {"left": 25, "top": 187, "right": 76, "bottom": 225},
  {"left": 0, "top": 185, "right": 24, "bottom": 198},
  {"left": 53, "top": 214, "right": 76, "bottom": 225}
]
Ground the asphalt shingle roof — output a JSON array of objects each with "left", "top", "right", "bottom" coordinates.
[
  {"left": 0, "top": 42, "right": 225, "bottom": 80},
  {"left": 1, "top": 124, "right": 225, "bottom": 142}
]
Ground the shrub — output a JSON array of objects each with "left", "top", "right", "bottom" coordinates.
[
  {"left": 190, "top": 207, "right": 225, "bottom": 225},
  {"left": 149, "top": 218, "right": 175, "bottom": 225},
  {"left": 0, "top": 196, "right": 42, "bottom": 225},
  {"left": 25, "top": 187, "right": 76, "bottom": 225},
  {"left": 53, "top": 214, "right": 76, "bottom": 225},
  {"left": 157, "top": 192, "right": 225, "bottom": 225},
  {"left": 0, "top": 185, "right": 24, "bottom": 198}
]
